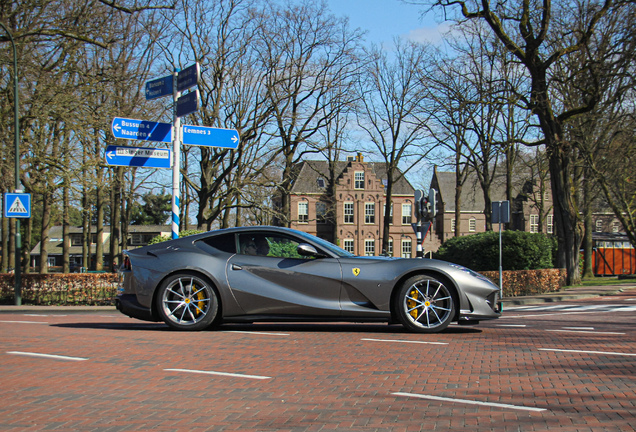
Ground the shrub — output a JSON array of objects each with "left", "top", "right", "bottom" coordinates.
[
  {"left": 148, "top": 229, "right": 205, "bottom": 245},
  {"left": 434, "top": 231, "right": 557, "bottom": 271}
]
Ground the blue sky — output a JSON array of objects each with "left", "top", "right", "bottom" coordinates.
[{"left": 325, "top": 0, "right": 451, "bottom": 46}]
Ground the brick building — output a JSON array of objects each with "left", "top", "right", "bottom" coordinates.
[{"left": 283, "top": 154, "right": 425, "bottom": 257}]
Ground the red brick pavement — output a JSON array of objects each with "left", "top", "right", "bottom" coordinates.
[{"left": 0, "top": 291, "right": 634, "bottom": 431}]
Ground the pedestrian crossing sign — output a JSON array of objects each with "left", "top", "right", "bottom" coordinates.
[{"left": 4, "top": 193, "right": 31, "bottom": 218}]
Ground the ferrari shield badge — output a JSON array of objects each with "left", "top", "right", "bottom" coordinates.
[{"left": 352, "top": 268, "right": 360, "bottom": 277}]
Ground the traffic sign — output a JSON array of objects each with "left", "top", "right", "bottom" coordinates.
[
  {"left": 176, "top": 90, "right": 199, "bottom": 118},
  {"left": 4, "top": 193, "right": 31, "bottom": 218},
  {"left": 177, "top": 63, "right": 199, "bottom": 92},
  {"left": 146, "top": 74, "right": 173, "bottom": 100},
  {"left": 111, "top": 117, "right": 172, "bottom": 143},
  {"left": 182, "top": 125, "right": 240, "bottom": 148},
  {"left": 105, "top": 145, "right": 172, "bottom": 168}
]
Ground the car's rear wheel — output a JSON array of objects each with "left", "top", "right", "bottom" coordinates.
[
  {"left": 156, "top": 273, "right": 219, "bottom": 331},
  {"left": 396, "top": 275, "right": 455, "bottom": 333}
]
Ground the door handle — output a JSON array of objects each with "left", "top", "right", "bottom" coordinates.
[{"left": 231, "top": 264, "right": 243, "bottom": 271}]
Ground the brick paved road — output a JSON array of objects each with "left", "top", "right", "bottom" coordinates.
[{"left": 0, "top": 290, "right": 634, "bottom": 431}]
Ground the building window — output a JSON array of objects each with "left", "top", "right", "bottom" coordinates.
[
  {"left": 387, "top": 238, "right": 393, "bottom": 256},
  {"left": 364, "top": 239, "right": 375, "bottom": 256},
  {"left": 316, "top": 201, "right": 327, "bottom": 224},
  {"left": 596, "top": 220, "right": 603, "bottom": 233},
  {"left": 401, "top": 239, "right": 412, "bottom": 258},
  {"left": 383, "top": 203, "right": 393, "bottom": 224},
  {"left": 402, "top": 203, "right": 412, "bottom": 225},
  {"left": 469, "top": 218, "right": 476, "bottom": 232},
  {"left": 547, "top": 215, "right": 554, "bottom": 234},
  {"left": 530, "top": 214, "right": 539, "bottom": 233},
  {"left": 355, "top": 171, "right": 365, "bottom": 189},
  {"left": 343, "top": 239, "right": 354, "bottom": 254},
  {"left": 71, "top": 234, "right": 83, "bottom": 246},
  {"left": 612, "top": 220, "right": 620, "bottom": 233},
  {"left": 451, "top": 219, "right": 456, "bottom": 233},
  {"left": 365, "top": 202, "right": 375, "bottom": 224},
  {"left": 317, "top": 178, "right": 325, "bottom": 188},
  {"left": 298, "top": 202, "right": 308, "bottom": 223},
  {"left": 130, "top": 233, "right": 155, "bottom": 246},
  {"left": 344, "top": 202, "right": 354, "bottom": 224}
]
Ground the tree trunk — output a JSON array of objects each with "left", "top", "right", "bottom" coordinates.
[{"left": 39, "top": 192, "right": 51, "bottom": 274}]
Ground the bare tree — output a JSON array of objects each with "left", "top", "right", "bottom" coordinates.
[
  {"left": 357, "top": 39, "right": 434, "bottom": 254},
  {"left": 421, "top": 0, "right": 630, "bottom": 285},
  {"left": 254, "top": 0, "right": 364, "bottom": 226}
]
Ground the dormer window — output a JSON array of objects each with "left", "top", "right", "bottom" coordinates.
[{"left": 317, "top": 178, "right": 325, "bottom": 188}]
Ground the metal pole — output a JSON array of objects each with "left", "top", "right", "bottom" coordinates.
[
  {"left": 171, "top": 68, "right": 181, "bottom": 239},
  {"left": 498, "top": 204, "right": 503, "bottom": 310},
  {"left": 1, "top": 22, "right": 22, "bottom": 305}
]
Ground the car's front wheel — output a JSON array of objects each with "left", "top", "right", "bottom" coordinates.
[
  {"left": 396, "top": 275, "right": 455, "bottom": 333},
  {"left": 156, "top": 273, "right": 220, "bottom": 331}
]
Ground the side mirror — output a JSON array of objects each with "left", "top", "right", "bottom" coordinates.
[{"left": 297, "top": 243, "right": 321, "bottom": 257}]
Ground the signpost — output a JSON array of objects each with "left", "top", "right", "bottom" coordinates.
[
  {"left": 182, "top": 124, "right": 240, "bottom": 148},
  {"left": 105, "top": 145, "right": 171, "bottom": 168},
  {"left": 176, "top": 90, "right": 199, "bottom": 118},
  {"left": 4, "top": 192, "right": 31, "bottom": 219},
  {"left": 177, "top": 63, "right": 200, "bottom": 92},
  {"left": 111, "top": 117, "right": 172, "bottom": 143},
  {"left": 145, "top": 75, "right": 173, "bottom": 100},
  {"left": 492, "top": 200, "right": 510, "bottom": 311}
]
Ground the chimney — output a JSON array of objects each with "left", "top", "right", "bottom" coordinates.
[{"left": 356, "top": 152, "right": 364, "bottom": 162}]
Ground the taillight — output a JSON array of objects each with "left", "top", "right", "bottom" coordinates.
[{"left": 123, "top": 256, "right": 132, "bottom": 271}]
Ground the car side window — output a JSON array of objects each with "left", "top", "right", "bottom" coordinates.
[
  {"left": 201, "top": 233, "right": 237, "bottom": 254},
  {"left": 238, "top": 233, "right": 316, "bottom": 259}
]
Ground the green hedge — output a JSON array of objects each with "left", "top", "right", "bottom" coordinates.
[
  {"left": 435, "top": 231, "right": 557, "bottom": 271},
  {"left": 0, "top": 273, "right": 118, "bottom": 306}
]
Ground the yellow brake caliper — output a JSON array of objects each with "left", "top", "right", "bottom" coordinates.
[
  {"left": 407, "top": 288, "right": 419, "bottom": 319},
  {"left": 195, "top": 285, "right": 205, "bottom": 315}
]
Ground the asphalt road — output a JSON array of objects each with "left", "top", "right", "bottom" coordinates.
[{"left": 1, "top": 289, "right": 635, "bottom": 431}]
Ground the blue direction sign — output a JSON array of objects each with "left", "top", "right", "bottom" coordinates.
[
  {"left": 4, "top": 193, "right": 31, "bottom": 218},
  {"left": 176, "top": 90, "right": 199, "bottom": 118},
  {"left": 182, "top": 125, "right": 240, "bottom": 149},
  {"left": 177, "top": 63, "right": 200, "bottom": 92},
  {"left": 105, "top": 145, "right": 172, "bottom": 168},
  {"left": 146, "top": 74, "right": 173, "bottom": 100},
  {"left": 111, "top": 117, "right": 172, "bottom": 143}
]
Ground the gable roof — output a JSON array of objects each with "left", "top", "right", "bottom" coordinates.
[
  {"left": 290, "top": 160, "right": 415, "bottom": 195},
  {"left": 433, "top": 170, "right": 511, "bottom": 213}
]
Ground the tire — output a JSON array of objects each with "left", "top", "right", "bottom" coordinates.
[
  {"left": 395, "top": 275, "right": 455, "bottom": 333},
  {"left": 155, "top": 273, "right": 220, "bottom": 331}
]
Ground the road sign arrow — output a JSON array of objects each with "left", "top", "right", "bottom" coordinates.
[
  {"left": 181, "top": 125, "right": 240, "bottom": 149},
  {"left": 105, "top": 145, "right": 172, "bottom": 169},
  {"left": 111, "top": 117, "right": 172, "bottom": 143}
]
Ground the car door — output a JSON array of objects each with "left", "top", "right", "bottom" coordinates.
[{"left": 226, "top": 232, "right": 343, "bottom": 317}]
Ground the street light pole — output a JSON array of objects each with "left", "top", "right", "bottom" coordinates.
[{"left": 1, "top": 22, "right": 22, "bottom": 305}]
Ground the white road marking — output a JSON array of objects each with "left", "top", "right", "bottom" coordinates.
[
  {"left": 6, "top": 351, "right": 88, "bottom": 361},
  {"left": 545, "top": 329, "right": 625, "bottom": 335},
  {"left": 539, "top": 348, "right": 636, "bottom": 357},
  {"left": 223, "top": 330, "right": 290, "bottom": 336},
  {"left": 362, "top": 338, "right": 448, "bottom": 345},
  {"left": 562, "top": 327, "right": 595, "bottom": 330},
  {"left": 392, "top": 392, "right": 547, "bottom": 412},
  {"left": 496, "top": 324, "right": 527, "bottom": 327},
  {"left": 0, "top": 320, "right": 48, "bottom": 324},
  {"left": 164, "top": 368, "right": 271, "bottom": 380}
]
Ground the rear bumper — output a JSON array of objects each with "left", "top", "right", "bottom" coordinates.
[{"left": 115, "top": 294, "right": 159, "bottom": 322}]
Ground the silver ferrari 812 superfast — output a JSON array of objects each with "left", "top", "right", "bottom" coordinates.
[{"left": 116, "top": 226, "right": 500, "bottom": 333}]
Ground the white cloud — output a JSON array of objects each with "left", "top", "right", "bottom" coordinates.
[{"left": 404, "top": 22, "right": 454, "bottom": 44}]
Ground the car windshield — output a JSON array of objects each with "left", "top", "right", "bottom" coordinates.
[{"left": 289, "top": 229, "right": 356, "bottom": 258}]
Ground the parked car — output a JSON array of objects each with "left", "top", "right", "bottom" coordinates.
[{"left": 116, "top": 226, "right": 500, "bottom": 333}]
